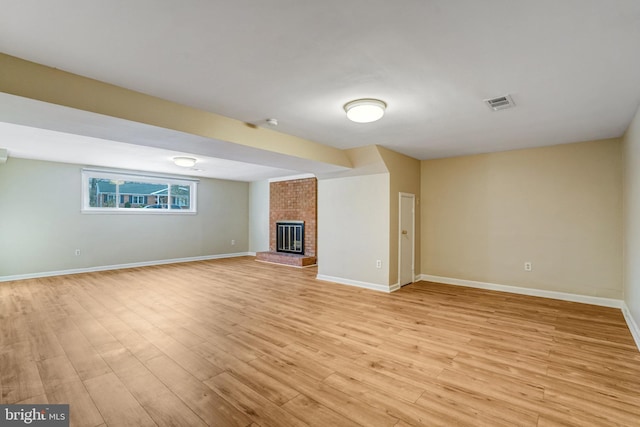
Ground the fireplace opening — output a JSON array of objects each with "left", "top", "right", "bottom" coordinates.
[{"left": 276, "top": 221, "right": 304, "bottom": 255}]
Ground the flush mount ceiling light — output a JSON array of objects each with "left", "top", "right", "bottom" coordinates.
[
  {"left": 344, "top": 98, "right": 387, "bottom": 123},
  {"left": 173, "top": 156, "right": 197, "bottom": 168}
]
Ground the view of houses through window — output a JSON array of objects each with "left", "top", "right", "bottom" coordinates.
[{"left": 83, "top": 170, "right": 197, "bottom": 213}]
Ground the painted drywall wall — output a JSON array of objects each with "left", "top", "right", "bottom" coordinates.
[
  {"left": 319, "top": 145, "right": 389, "bottom": 178},
  {"left": 317, "top": 173, "right": 390, "bottom": 289},
  {"left": 249, "top": 180, "right": 269, "bottom": 253},
  {"left": 421, "top": 139, "right": 622, "bottom": 298},
  {"left": 623, "top": 104, "right": 640, "bottom": 328},
  {"left": 0, "top": 158, "right": 249, "bottom": 277},
  {"left": 378, "top": 146, "right": 421, "bottom": 285}
]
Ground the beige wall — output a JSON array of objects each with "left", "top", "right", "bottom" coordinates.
[
  {"left": 421, "top": 139, "right": 623, "bottom": 298},
  {"left": 623, "top": 104, "right": 640, "bottom": 326},
  {"left": 0, "top": 158, "right": 249, "bottom": 277},
  {"left": 317, "top": 145, "right": 421, "bottom": 289},
  {"left": 317, "top": 146, "right": 393, "bottom": 289},
  {"left": 378, "top": 146, "right": 421, "bottom": 285},
  {"left": 317, "top": 173, "right": 390, "bottom": 288}
]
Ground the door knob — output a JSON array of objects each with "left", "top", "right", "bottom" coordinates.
[{"left": 402, "top": 230, "right": 408, "bottom": 235}]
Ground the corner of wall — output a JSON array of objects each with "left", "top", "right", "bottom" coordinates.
[
  {"left": 621, "top": 101, "right": 640, "bottom": 348},
  {"left": 377, "top": 147, "right": 422, "bottom": 285},
  {"left": 622, "top": 302, "right": 640, "bottom": 351}
]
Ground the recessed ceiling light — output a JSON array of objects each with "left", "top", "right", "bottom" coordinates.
[
  {"left": 173, "top": 156, "right": 197, "bottom": 167},
  {"left": 344, "top": 99, "right": 387, "bottom": 123}
]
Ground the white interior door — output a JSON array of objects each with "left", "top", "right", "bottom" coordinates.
[{"left": 399, "top": 193, "right": 415, "bottom": 286}]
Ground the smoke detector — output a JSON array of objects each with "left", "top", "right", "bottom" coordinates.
[{"left": 484, "top": 94, "right": 515, "bottom": 111}]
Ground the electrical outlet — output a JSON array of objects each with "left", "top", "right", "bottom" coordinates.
[
  {"left": 75, "top": 249, "right": 81, "bottom": 256},
  {"left": 376, "top": 260, "right": 382, "bottom": 269},
  {"left": 231, "top": 240, "right": 235, "bottom": 246},
  {"left": 524, "top": 262, "right": 532, "bottom": 271}
]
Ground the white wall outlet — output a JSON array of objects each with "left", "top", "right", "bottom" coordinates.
[
  {"left": 231, "top": 240, "right": 236, "bottom": 245},
  {"left": 75, "top": 249, "right": 81, "bottom": 256},
  {"left": 376, "top": 260, "right": 382, "bottom": 269},
  {"left": 524, "top": 262, "right": 532, "bottom": 271}
]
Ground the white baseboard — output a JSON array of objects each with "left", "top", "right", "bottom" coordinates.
[
  {"left": 418, "top": 274, "right": 623, "bottom": 309},
  {"left": 622, "top": 302, "right": 640, "bottom": 351},
  {"left": 316, "top": 274, "right": 394, "bottom": 293},
  {"left": 418, "top": 274, "right": 638, "bottom": 352},
  {"left": 389, "top": 282, "right": 401, "bottom": 292},
  {"left": 0, "top": 252, "right": 253, "bottom": 282}
]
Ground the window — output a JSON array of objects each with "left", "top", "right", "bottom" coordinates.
[
  {"left": 102, "top": 193, "right": 117, "bottom": 207},
  {"left": 130, "top": 195, "right": 147, "bottom": 205},
  {"left": 82, "top": 169, "right": 197, "bottom": 213}
]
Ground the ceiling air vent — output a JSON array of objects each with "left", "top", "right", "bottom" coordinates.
[{"left": 484, "top": 94, "right": 515, "bottom": 111}]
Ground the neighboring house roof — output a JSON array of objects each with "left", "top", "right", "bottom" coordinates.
[
  {"left": 95, "top": 181, "right": 190, "bottom": 196},
  {"left": 95, "top": 181, "right": 166, "bottom": 195}
]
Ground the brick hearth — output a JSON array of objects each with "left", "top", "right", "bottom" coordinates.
[{"left": 256, "top": 251, "right": 317, "bottom": 267}]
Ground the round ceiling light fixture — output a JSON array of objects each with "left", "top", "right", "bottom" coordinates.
[
  {"left": 173, "top": 156, "right": 197, "bottom": 168},
  {"left": 344, "top": 98, "right": 387, "bottom": 123}
]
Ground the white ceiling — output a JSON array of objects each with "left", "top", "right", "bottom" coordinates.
[{"left": 1, "top": 0, "right": 640, "bottom": 179}]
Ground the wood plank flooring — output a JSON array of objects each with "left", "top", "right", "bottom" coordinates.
[{"left": 1, "top": 257, "right": 639, "bottom": 426}]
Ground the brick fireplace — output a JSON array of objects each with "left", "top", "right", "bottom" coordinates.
[{"left": 256, "top": 177, "right": 317, "bottom": 267}]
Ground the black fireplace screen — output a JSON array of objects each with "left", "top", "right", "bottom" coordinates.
[{"left": 276, "top": 221, "right": 304, "bottom": 254}]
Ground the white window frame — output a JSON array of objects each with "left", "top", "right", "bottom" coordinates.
[{"left": 82, "top": 169, "right": 198, "bottom": 214}]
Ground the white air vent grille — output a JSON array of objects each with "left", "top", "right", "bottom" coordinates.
[{"left": 484, "top": 94, "right": 515, "bottom": 111}]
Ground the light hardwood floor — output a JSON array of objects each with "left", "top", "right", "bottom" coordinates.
[{"left": 1, "top": 257, "right": 639, "bottom": 426}]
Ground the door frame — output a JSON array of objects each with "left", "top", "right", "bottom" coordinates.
[{"left": 398, "top": 192, "right": 415, "bottom": 287}]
